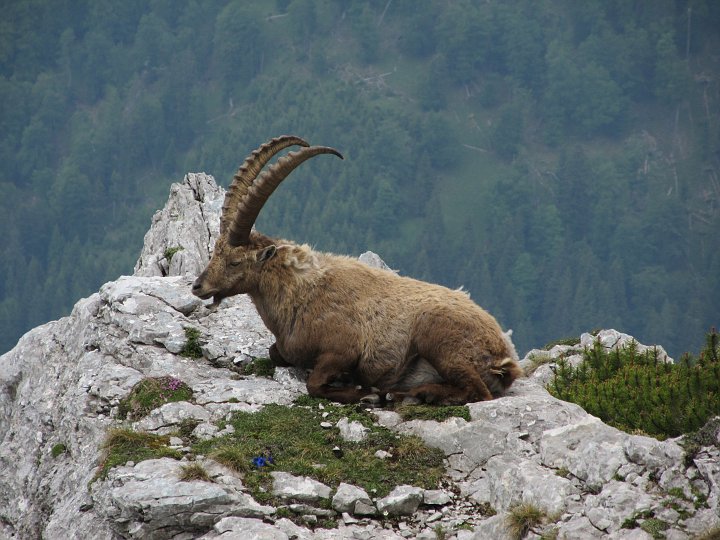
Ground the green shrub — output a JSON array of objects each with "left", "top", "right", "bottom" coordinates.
[
  {"left": 180, "top": 327, "right": 203, "bottom": 358},
  {"left": 117, "top": 376, "right": 194, "bottom": 420},
  {"left": 548, "top": 330, "right": 720, "bottom": 439}
]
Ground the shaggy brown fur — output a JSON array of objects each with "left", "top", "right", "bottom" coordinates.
[{"left": 192, "top": 137, "right": 522, "bottom": 405}]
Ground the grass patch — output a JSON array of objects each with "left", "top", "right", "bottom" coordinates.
[
  {"left": 96, "top": 428, "right": 182, "bottom": 480},
  {"left": 179, "top": 462, "right": 213, "bottom": 482},
  {"left": 238, "top": 357, "right": 276, "bottom": 378},
  {"left": 396, "top": 404, "right": 471, "bottom": 422},
  {"left": 543, "top": 337, "right": 581, "bottom": 350},
  {"left": 524, "top": 352, "right": 555, "bottom": 376},
  {"left": 117, "top": 376, "right": 194, "bottom": 421},
  {"left": 51, "top": 443, "right": 68, "bottom": 458},
  {"left": 193, "top": 399, "right": 445, "bottom": 500},
  {"left": 506, "top": 503, "right": 545, "bottom": 539},
  {"left": 621, "top": 509, "right": 654, "bottom": 529},
  {"left": 180, "top": 327, "right": 203, "bottom": 359},
  {"left": 640, "top": 518, "right": 669, "bottom": 539}
]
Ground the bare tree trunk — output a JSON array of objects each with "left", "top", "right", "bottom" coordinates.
[
  {"left": 378, "top": 0, "right": 393, "bottom": 27},
  {"left": 685, "top": 5, "right": 692, "bottom": 61}
]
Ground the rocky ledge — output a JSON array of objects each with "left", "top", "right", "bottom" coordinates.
[{"left": 1, "top": 173, "right": 719, "bottom": 540}]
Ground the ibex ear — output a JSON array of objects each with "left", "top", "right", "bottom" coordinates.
[{"left": 257, "top": 245, "right": 277, "bottom": 263}]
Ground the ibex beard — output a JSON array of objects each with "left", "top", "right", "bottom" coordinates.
[{"left": 192, "top": 136, "right": 522, "bottom": 405}]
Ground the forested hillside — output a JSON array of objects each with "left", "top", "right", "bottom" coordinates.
[{"left": 1, "top": 0, "right": 718, "bottom": 357}]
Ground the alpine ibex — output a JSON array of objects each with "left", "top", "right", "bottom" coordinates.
[{"left": 192, "top": 136, "right": 522, "bottom": 405}]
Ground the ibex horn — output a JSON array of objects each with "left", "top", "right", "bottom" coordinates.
[
  {"left": 227, "top": 145, "right": 343, "bottom": 246},
  {"left": 220, "top": 136, "right": 309, "bottom": 238}
]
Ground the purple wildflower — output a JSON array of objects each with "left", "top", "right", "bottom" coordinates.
[{"left": 166, "top": 377, "right": 183, "bottom": 391}]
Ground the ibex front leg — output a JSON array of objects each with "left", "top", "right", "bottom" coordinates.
[
  {"left": 306, "top": 353, "right": 373, "bottom": 403},
  {"left": 269, "top": 343, "right": 293, "bottom": 367}
]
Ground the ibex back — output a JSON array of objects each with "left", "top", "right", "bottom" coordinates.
[{"left": 192, "top": 136, "right": 522, "bottom": 405}]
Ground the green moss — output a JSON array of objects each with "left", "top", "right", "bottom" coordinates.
[
  {"left": 621, "top": 509, "right": 654, "bottom": 529},
  {"left": 96, "top": 428, "right": 182, "bottom": 480},
  {"left": 180, "top": 327, "right": 203, "bottom": 359},
  {"left": 51, "top": 443, "right": 68, "bottom": 458},
  {"left": 117, "top": 376, "right": 194, "bottom": 420},
  {"left": 163, "top": 246, "right": 184, "bottom": 262},
  {"left": 555, "top": 467, "right": 571, "bottom": 478},
  {"left": 396, "top": 404, "right": 471, "bottom": 422},
  {"left": 667, "top": 487, "right": 687, "bottom": 500},
  {"left": 239, "top": 357, "right": 276, "bottom": 378},
  {"left": 640, "top": 518, "right": 669, "bottom": 539},
  {"left": 197, "top": 401, "right": 445, "bottom": 501}
]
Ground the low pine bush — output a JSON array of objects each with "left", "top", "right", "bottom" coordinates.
[{"left": 548, "top": 329, "right": 720, "bottom": 439}]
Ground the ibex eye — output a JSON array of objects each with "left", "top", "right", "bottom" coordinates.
[{"left": 230, "top": 261, "right": 242, "bottom": 267}]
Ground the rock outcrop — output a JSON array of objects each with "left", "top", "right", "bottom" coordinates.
[{"left": 1, "top": 173, "right": 719, "bottom": 540}]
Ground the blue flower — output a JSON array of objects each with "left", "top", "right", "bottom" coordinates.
[{"left": 252, "top": 452, "right": 275, "bottom": 468}]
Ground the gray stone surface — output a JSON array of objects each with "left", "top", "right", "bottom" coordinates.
[
  {"left": 94, "top": 458, "right": 274, "bottom": 539},
  {"left": 336, "top": 417, "right": 370, "bottom": 442},
  {"left": 332, "top": 483, "right": 375, "bottom": 515},
  {"left": 270, "top": 472, "right": 333, "bottom": 503},
  {"left": 376, "top": 485, "right": 424, "bottom": 516}
]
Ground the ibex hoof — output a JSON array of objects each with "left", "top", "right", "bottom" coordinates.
[{"left": 360, "top": 393, "right": 381, "bottom": 406}]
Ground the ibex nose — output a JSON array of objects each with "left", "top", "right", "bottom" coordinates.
[{"left": 191, "top": 279, "right": 202, "bottom": 293}]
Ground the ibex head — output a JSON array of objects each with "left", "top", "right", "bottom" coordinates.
[{"left": 191, "top": 136, "right": 343, "bottom": 304}]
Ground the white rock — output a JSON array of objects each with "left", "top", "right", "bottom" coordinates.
[
  {"left": 332, "top": 483, "right": 375, "bottom": 515},
  {"left": 270, "top": 472, "right": 332, "bottom": 503},
  {"left": 376, "top": 486, "right": 424, "bottom": 516},
  {"left": 337, "top": 417, "right": 369, "bottom": 442}
]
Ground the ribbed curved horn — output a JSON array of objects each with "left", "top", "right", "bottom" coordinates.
[
  {"left": 227, "top": 145, "right": 344, "bottom": 246},
  {"left": 220, "top": 136, "right": 310, "bottom": 238}
]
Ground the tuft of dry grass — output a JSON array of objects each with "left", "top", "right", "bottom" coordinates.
[
  {"left": 506, "top": 503, "right": 545, "bottom": 539},
  {"left": 179, "top": 462, "right": 213, "bottom": 482}
]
